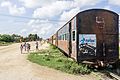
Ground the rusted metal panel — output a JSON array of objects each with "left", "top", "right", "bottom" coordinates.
[
  {"left": 57, "top": 23, "right": 70, "bottom": 55},
  {"left": 76, "top": 9, "right": 119, "bottom": 64},
  {"left": 58, "top": 40, "right": 69, "bottom": 54}
]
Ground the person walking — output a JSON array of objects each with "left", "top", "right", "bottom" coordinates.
[
  {"left": 35, "top": 41, "right": 39, "bottom": 51},
  {"left": 23, "top": 42, "right": 26, "bottom": 51},
  {"left": 27, "top": 43, "right": 30, "bottom": 53},
  {"left": 20, "top": 44, "right": 23, "bottom": 54}
]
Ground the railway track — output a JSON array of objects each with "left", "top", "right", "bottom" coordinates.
[
  {"left": 108, "top": 71, "right": 120, "bottom": 80},
  {"left": 93, "top": 68, "right": 120, "bottom": 80}
]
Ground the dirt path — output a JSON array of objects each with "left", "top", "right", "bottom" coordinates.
[{"left": 0, "top": 42, "right": 98, "bottom": 80}]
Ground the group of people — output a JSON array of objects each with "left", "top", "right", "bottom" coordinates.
[{"left": 20, "top": 41, "right": 39, "bottom": 54}]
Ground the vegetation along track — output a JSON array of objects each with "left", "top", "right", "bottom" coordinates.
[{"left": 28, "top": 43, "right": 120, "bottom": 80}]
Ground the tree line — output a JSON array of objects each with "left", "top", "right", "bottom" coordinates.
[{"left": 0, "top": 34, "right": 42, "bottom": 43}]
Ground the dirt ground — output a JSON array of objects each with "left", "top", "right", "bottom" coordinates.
[{"left": 0, "top": 42, "right": 99, "bottom": 80}]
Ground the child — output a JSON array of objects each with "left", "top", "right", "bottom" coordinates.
[
  {"left": 20, "top": 44, "right": 23, "bottom": 54},
  {"left": 27, "top": 43, "right": 30, "bottom": 53}
]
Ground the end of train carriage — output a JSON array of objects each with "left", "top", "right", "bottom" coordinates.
[{"left": 48, "top": 9, "right": 119, "bottom": 67}]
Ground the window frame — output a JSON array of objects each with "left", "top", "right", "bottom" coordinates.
[{"left": 72, "top": 30, "right": 76, "bottom": 41}]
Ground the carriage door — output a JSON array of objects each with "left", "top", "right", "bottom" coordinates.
[
  {"left": 96, "top": 16, "right": 119, "bottom": 59},
  {"left": 71, "top": 18, "right": 77, "bottom": 59},
  {"left": 97, "top": 16, "right": 118, "bottom": 59},
  {"left": 96, "top": 16, "right": 106, "bottom": 57}
]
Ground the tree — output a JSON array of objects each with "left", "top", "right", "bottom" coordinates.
[
  {"left": 12, "top": 34, "right": 21, "bottom": 42},
  {"left": 28, "top": 34, "right": 40, "bottom": 41},
  {"left": 0, "top": 34, "right": 14, "bottom": 42}
]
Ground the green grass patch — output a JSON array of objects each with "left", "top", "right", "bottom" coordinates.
[
  {"left": 28, "top": 44, "right": 91, "bottom": 75},
  {"left": 0, "top": 41, "right": 12, "bottom": 46}
]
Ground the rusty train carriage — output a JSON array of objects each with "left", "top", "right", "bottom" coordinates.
[{"left": 48, "top": 9, "right": 119, "bottom": 66}]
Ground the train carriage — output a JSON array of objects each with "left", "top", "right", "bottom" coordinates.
[
  {"left": 76, "top": 9, "right": 119, "bottom": 66},
  {"left": 49, "top": 9, "right": 119, "bottom": 67}
]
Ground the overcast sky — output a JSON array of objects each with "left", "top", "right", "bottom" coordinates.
[{"left": 0, "top": 0, "right": 120, "bottom": 38}]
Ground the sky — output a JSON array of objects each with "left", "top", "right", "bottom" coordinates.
[{"left": 0, "top": 0, "right": 120, "bottom": 39}]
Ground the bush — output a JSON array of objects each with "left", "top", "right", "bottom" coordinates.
[
  {"left": 43, "top": 55, "right": 54, "bottom": 61},
  {"left": 56, "top": 58, "right": 63, "bottom": 62},
  {"left": 50, "top": 44, "right": 57, "bottom": 49},
  {"left": 64, "top": 62, "right": 71, "bottom": 70},
  {"left": 70, "top": 63, "right": 88, "bottom": 74}
]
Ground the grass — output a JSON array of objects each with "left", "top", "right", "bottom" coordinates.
[
  {"left": 28, "top": 44, "right": 91, "bottom": 75},
  {"left": 0, "top": 41, "right": 12, "bottom": 46}
]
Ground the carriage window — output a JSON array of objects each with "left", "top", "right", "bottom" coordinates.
[
  {"left": 72, "top": 31, "right": 75, "bottom": 41},
  {"left": 66, "top": 33, "right": 68, "bottom": 40},
  {"left": 60, "top": 36, "right": 61, "bottom": 40},
  {"left": 62, "top": 34, "right": 64, "bottom": 40},
  {"left": 61, "top": 35, "right": 62, "bottom": 40},
  {"left": 62, "top": 35, "right": 64, "bottom": 40},
  {"left": 65, "top": 34, "right": 67, "bottom": 40},
  {"left": 60, "top": 35, "right": 61, "bottom": 40}
]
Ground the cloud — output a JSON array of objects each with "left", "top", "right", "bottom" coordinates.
[
  {"left": 27, "top": 20, "right": 35, "bottom": 26},
  {"left": 19, "top": 0, "right": 57, "bottom": 8},
  {"left": 20, "top": 29, "right": 27, "bottom": 33},
  {"left": 60, "top": 7, "right": 80, "bottom": 21},
  {"left": 31, "top": 29, "right": 37, "bottom": 33},
  {"left": 19, "top": 0, "right": 101, "bottom": 8},
  {"left": 33, "top": 1, "right": 74, "bottom": 19},
  {"left": 27, "top": 19, "right": 51, "bottom": 35},
  {"left": 27, "top": 19, "right": 58, "bottom": 38},
  {"left": 29, "top": 0, "right": 102, "bottom": 38},
  {"left": 9, "top": 5, "right": 26, "bottom": 16},
  {"left": 33, "top": 0, "right": 101, "bottom": 19},
  {"left": 1, "top": 1, "right": 11, "bottom": 7},
  {"left": 1, "top": 1, "right": 26, "bottom": 16},
  {"left": 74, "top": 0, "right": 101, "bottom": 7},
  {"left": 108, "top": 0, "right": 120, "bottom": 6},
  {"left": 103, "top": 5, "right": 111, "bottom": 10}
]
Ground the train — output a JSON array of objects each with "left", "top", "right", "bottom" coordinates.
[{"left": 48, "top": 9, "right": 119, "bottom": 67}]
